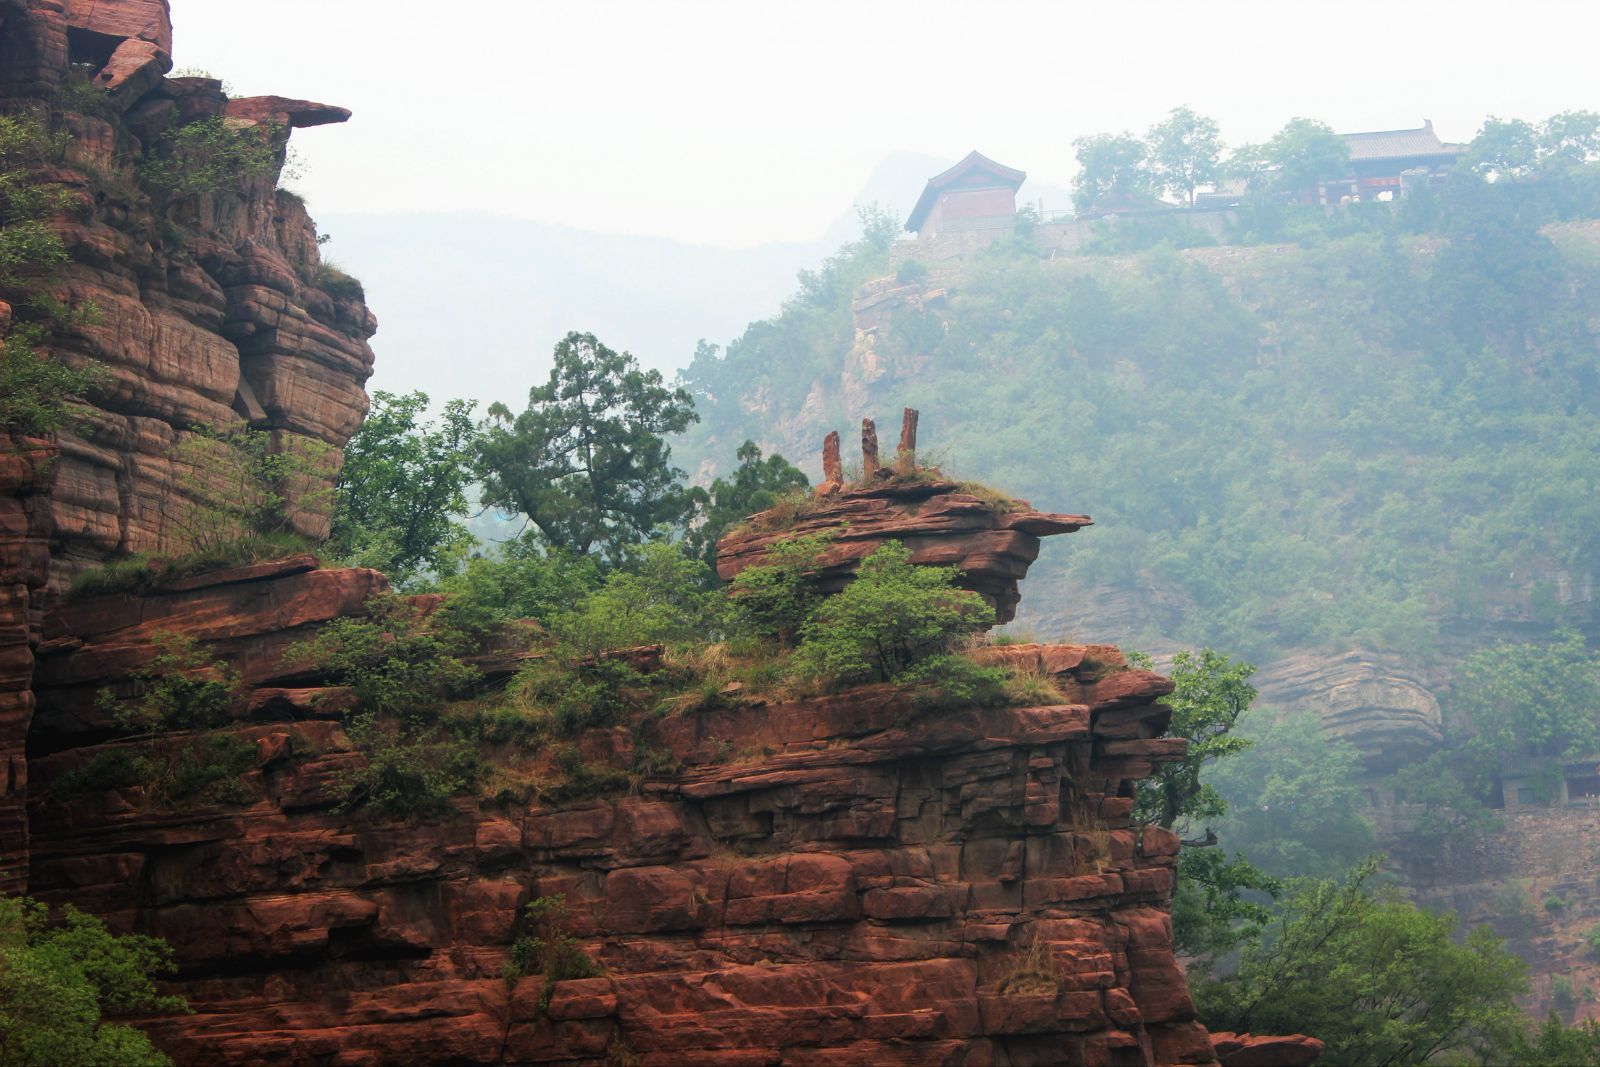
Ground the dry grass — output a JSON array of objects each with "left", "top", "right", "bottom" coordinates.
[
  {"left": 999, "top": 933, "right": 1062, "bottom": 996},
  {"left": 1000, "top": 665, "right": 1067, "bottom": 705}
]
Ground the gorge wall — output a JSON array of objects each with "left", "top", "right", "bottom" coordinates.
[
  {"left": 1, "top": 0, "right": 376, "bottom": 584},
  {"left": 25, "top": 555, "right": 1219, "bottom": 1065},
  {"left": 0, "top": 6, "right": 1333, "bottom": 1063}
]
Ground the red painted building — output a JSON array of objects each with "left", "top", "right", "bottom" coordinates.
[{"left": 905, "top": 151, "right": 1027, "bottom": 236}]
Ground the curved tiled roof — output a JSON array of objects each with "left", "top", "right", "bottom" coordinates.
[{"left": 906, "top": 150, "right": 1027, "bottom": 232}]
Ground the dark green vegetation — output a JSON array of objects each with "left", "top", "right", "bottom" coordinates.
[
  {"left": 0, "top": 114, "right": 101, "bottom": 436},
  {"left": 329, "top": 390, "right": 479, "bottom": 586},
  {"left": 1193, "top": 859, "right": 1529, "bottom": 1067},
  {"left": 478, "top": 331, "right": 699, "bottom": 566},
  {"left": 0, "top": 895, "right": 188, "bottom": 1066}
]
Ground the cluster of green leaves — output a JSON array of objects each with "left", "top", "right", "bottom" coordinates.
[
  {"left": 0, "top": 896, "right": 188, "bottom": 1066},
  {"left": 329, "top": 390, "right": 479, "bottom": 587},
  {"left": 135, "top": 117, "right": 279, "bottom": 201},
  {"left": 285, "top": 595, "right": 482, "bottom": 816},
  {"left": 1193, "top": 858, "right": 1530, "bottom": 1066},
  {"left": 503, "top": 895, "right": 603, "bottom": 1012}
]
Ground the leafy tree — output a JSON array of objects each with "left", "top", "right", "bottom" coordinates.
[
  {"left": 1464, "top": 117, "right": 1541, "bottom": 181},
  {"left": 477, "top": 332, "right": 698, "bottom": 565},
  {"left": 330, "top": 390, "right": 479, "bottom": 587},
  {"left": 796, "top": 540, "right": 992, "bottom": 684},
  {"left": 1539, "top": 110, "right": 1600, "bottom": 168},
  {"left": 1134, "top": 649, "right": 1256, "bottom": 833},
  {"left": 1070, "top": 132, "right": 1152, "bottom": 211},
  {"left": 1382, "top": 750, "right": 1501, "bottom": 853},
  {"left": 1129, "top": 649, "right": 1280, "bottom": 958},
  {"left": 1261, "top": 117, "right": 1349, "bottom": 197},
  {"left": 0, "top": 896, "right": 187, "bottom": 1066},
  {"left": 727, "top": 532, "right": 833, "bottom": 646},
  {"left": 1450, "top": 630, "right": 1600, "bottom": 799},
  {"left": 1147, "top": 106, "right": 1224, "bottom": 206},
  {"left": 1194, "top": 858, "right": 1529, "bottom": 1066},
  {"left": 683, "top": 440, "right": 809, "bottom": 568}
]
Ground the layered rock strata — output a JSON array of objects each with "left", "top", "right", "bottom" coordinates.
[
  {"left": 1, "top": 0, "right": 375, "bottom": 581},
  {"left": 23, "top": 558, "right": 1239, "bottom": 1065},
  {"left": 0, "top": 434, "right": 56, "bottom": 893},
  {"left": 716, "top": 476, "right": 1090, "bottom": 626}
]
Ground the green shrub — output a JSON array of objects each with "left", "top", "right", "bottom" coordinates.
[
  {"left": 895, "top": 259, "right": 929, "bottom": 285},
  {"left": 311, "top": 262, "right": 364, "bottom": 302},
  {"left": 136, "top": 117, "right": 278, "bottom": 200},
  {"left": 339, "top": 711, "right": 478, "bottom": 817},
  {"left": 0, "top": 895, "right": 188, "bottom": 1066},
  {"left": 285, "top": 596, "right": 479, "bottom": 718},
  {"left": 66, "top": 532, "right": 316, "bottom": 600},
  {"left": 549, "top": 543, "right": 725, "bottom": 656},
  {"left": 98, "top": 631, "right": 240, "bottom": 735},
  {"left": 795, "top": 541, "right": 993, "bottom": 685},
  {"left": 727, "top": 532, "right": 831, "bottom": 646},
  {"left": 504, "top": 894, "right": 603, "bottom": 1011}
]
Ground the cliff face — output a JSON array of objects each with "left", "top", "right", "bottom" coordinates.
[
  {"left": 1, "top": 0, "right": 375, "bottom": 582},
  {"left": 26, "top": 557, "right": 1224, "bottom": 1066}
]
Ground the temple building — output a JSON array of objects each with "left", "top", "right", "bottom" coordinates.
[
  {"left": 1319, "top": 119, "right": 1467, "bottom": 202},
  {"left": 904, "top": 150, "right": 1026, "bottom": 236}
]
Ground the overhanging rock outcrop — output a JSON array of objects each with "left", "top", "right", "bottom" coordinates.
[{"left": 716, "top": 412, "right": 1091, "bottom": 625}]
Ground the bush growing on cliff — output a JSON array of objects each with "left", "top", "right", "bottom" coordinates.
[
  {"left": 0, "top": 895, "right": 187, "bottom": 1066},
  {"left": 504, "top": 895, "right": 603, "bottom": 1011},
  {"left": 136, "top": 117, "right": 279, "bottom": 201},
  {"left": 682, "top": 439, "right": 810, "bottom": 570},
  {"left": 0, "top": 114, "right": 104, "bottom": 436},
  {"left": 160, "top": 424, "right": 334, "bottom": 555},
  {"left": 795, "top": 541, "right": 993, "bottom": 685}
]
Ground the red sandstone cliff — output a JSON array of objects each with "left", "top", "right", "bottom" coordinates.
[
  {"left": 27, "top": 556, "right": 1219, "bottom": 1065},
  {"left": 1, "top": 0, "right": 375, "bottom": 582}
]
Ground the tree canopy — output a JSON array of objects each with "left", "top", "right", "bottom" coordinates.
[
  {"left": 0, "top": 896, "right": 187, "bottom": 1067},
  {"left": 1194, "top": 859, "right": 1529, "bottom": 1066},
  {"left": 477, "top": 332, "right": 699, "bottom": 565},
  {"left": 330, "top": 390, "right": 479, "bottom": 587}
]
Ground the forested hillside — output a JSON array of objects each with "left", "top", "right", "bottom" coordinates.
[{"left": 677, "top": 182, "right": 1600, "bottom": 668}]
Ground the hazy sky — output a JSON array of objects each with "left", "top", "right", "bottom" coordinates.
[{"left": 170, "top": 0, "right": 1596, "bottom": 247}]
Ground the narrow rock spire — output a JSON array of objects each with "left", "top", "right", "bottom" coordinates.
[
  {"left": 862, "top": 418, "right": 880, "bottom": 474},
  {"left": 821, "top": 430, "right": 843, "bottom": 491},
  {"left": 898, "top": 408, "right": 919, "bottom": 464}
]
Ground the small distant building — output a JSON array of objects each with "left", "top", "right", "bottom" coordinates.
[
  {"left": 906, "top": 151, "right": 1027, "bottom": 237},
  {"left": 1499, "top": 755, "right": 1600, "bottom": 811},
  {"left": 1321, "top": 120, "right": 1467, "bottom": 203}
]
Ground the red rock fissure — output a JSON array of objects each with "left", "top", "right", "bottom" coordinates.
[{"left": 0, "top": 4, "right": 1323, "bottom": 1063}]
